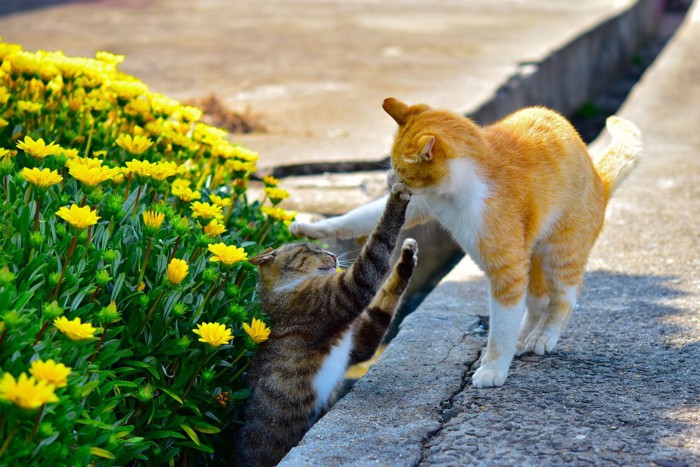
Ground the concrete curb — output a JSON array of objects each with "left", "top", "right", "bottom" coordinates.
[{"left": 281, "top": 1, "right": 662, "bottom": 464}]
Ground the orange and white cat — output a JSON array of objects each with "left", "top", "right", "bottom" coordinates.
[{"left": 290, "top": 98, "right": 641, "bottom": 388}]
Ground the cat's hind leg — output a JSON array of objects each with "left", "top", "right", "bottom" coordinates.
[
  {"left": 522, "top": 239, "right": 588, "bottom": 355},
  {"left": 516, "top": 253, "right": 550, "bottom": 356}
]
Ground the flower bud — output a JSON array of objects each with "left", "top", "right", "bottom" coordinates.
[
  {"left": 103, "top": 249, "right": 118, "bottom": 263},
  {"left": 178, "top": 335, "right": 191, "bottom": 349},
  {"left": 228, "top": 304, "right": 247, "bottom": 323},
  {"left": 138, "top": 294, "right": 149, "bottom": 308},
  {"left": 55, "top": 223, "right": 67, "bottom": 238},
  {"left": 87, "top": 186, "right": 105, "bottom": 204},
  {"left": 1, "top": 310, "right": 27, "bottom": 329},
  {"left": 98, "top": 301, "right": 121, "bottom": 324},
  {"left": 38, "top": 422, "right": 55, "bottom": 438},
  {"left": 225, "top": 284, "right": 240, "bottom": 299},
  {"left": 0, "top": 266, "right": 16, "bottom": 285},
  {"left": 201, "top": 369, "right": 215, "bottom": 383},
  {"left": 30, "top": 231, "right": 45, "bottom": 249},
  {"left": 43, "top": 300, "right": 64, "bottom": 320},
  {"left": 49, "top": 271, "right": 61, "bottom": 287},
  {"left": 172, "top": 303, "right": 187, "bottom": 318},
  {"left": 136, "top": 385, "right": 154, "bottom": 402},
  {"left": 95, "top": 269, "right": 112, "bottom": 286},
  {"left": 202, "top": 267, "right": 218, "bottom": 283}
]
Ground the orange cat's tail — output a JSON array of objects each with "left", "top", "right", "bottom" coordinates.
[{"left": 593, "top": 116, "right": 642, "bottom": 197}]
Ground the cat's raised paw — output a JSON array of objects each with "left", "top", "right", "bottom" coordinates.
[
  {"left": 401, "top": 238, "right": 418, "bottom": 255},
  {"left": 391, "top": 182, "right": 411, "bottom": 201}
]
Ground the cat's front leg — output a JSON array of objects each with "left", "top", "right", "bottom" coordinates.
[
  {"left": 289, "top": 195, "right": 388, "bottom": 239},
  {"left": 472, "top": 257, "right": 528, "bottom": 388}
]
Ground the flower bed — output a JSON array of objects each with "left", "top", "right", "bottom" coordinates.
[{"left": 0, "top": 38, "right": 296, "bottom": 464}]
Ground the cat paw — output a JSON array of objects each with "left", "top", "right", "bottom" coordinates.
[
  {"left": 288, "top": 221, "right": 333, "bottom": 239},
  {"left": 390, "top": 181, "right": 412, "bottom": 201},
  {"left": 472, "top": 363, "right": 509, "bottom": 388},
  {"left": 401, "top": 238, "right": 418, "bottom": 255},
  {"left": 522, "top": 328, "right": 560, "bottom": 355},
  {"left": 400, "top": 238, "right": 418, "bottom": 267},
  {"left": 387, "top": 169, "right": 402, "bottom": 188}
]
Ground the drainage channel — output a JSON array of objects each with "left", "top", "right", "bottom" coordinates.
[{"left": 273, "top": 0, "right": 690, "bottom": 389}]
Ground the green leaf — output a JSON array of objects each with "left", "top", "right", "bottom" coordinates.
[
  {"left": 90, "top": 447, "right": 116, "bottom": 459},
  {"left": 81, "top": 380, "right": 101, "bottom": 397},
  {"left": 180, "top": 424, "right": 200, "bottom": 446},
  {"left": 159, "top": 387, "right": 183, "bottom": 404}
]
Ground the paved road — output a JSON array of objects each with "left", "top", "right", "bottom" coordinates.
[
  {"left": 0, "top": 0, "right": 645, "bottom": 169},
  {"left": 284, "top": 2, "right": 700, "bottom": 464}
]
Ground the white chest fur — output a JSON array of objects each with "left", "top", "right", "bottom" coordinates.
[
  {"left": 312, "top": 330, "right": 353, "bottom": 416},
  {"left": 420, "top": 158, "right": 489, "bottom": 267}
]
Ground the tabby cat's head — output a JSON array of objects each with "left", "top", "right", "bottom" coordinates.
[
  {"left": 383, "top": 97, "right": 480, "bottom": 192},
  {"left": 249, "top": 242, "right": 338, "bottom": 292}
]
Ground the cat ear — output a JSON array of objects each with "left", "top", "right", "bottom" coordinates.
[
  {"left": 248, "top": 248, "right": 276, "bottom": 267},
  {"left": 417, "top": 135, "right": 435, "bottom": 161},
  {"left": 382, "top": 97, "right": 409, "bottom": 125}
]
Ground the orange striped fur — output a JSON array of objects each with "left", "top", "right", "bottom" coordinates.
[{"left": 382, "top": 98, "right": 641, "bottom": 388}]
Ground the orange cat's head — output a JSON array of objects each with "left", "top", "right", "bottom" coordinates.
[{"left": 383, "top": 97, "right": 481, "bottom": 192}]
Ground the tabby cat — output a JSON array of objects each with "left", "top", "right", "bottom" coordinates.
[
  {"left": 235, "top": 182, "right": 417, "bottom": 467},
  {"left": 290, "top": 97, "right": 642, "bottom": 389}
]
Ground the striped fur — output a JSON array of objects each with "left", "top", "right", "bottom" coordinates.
[{"left": 235, "top": 186, "right": 417, "bottom": 467}]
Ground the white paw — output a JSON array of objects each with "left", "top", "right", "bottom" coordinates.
[
  {"left": 390, "top": 181, "right": 411, "bottom": 201},
  {"left": 402, "top": 238, "right": 418, "bottom": 254},
  {"left": 523, "top": 328, "right": 560, "bottom": 355},
  {"left": 471, "top": 363, "right": 509, "bottom": 388},
  {"left": 288, "top": 221, "right": 333, "bottom": 239}
]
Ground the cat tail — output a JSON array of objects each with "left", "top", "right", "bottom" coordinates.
[{"left": 592, "top": 116, "right": 642, "bottom": 197}]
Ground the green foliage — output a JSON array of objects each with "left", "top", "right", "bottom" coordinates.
[{"left": 0, "top": 40, "right": 296, "bottom": 464}]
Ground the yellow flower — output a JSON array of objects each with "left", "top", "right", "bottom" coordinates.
[
  {"left": 142, "top": 210, "right": 165, "bottom": 229},
  {"left": 17, "top": 100, "right": 42, "bottom": 114},
  {"left": 225, "top": 159, "right": 256, "bottom": 174},
  {"left": 264, "top": 187, "right": 290, "bottom": 203},
  {"left": 203, "top": 218, "right": 226, "bottom": 237},
  {"left": 29, "top": 359, "right": 71, "bottom": 388},
  {"left": 192, "top": 322, "right": 233, "bottom": 347},
  {"left": 262, "top": 175, "right": 279, "bottom": 187},
  {"left": 261, "top": 206, "right": 297, "bottom": 225},
  {"left": 232, "top": 146, "right": 259, "bottom": 162},
  {"left": 167, "top": 258, "right": 189, "bottom": 285},
  {"left": 208, "top": 194, "right": 231, "bottom": 208},
  {"left": 20, "top": 167, "right": 63, "bottom": 188},
  {"left": 124, "top": 159, "right": 156, "bottom": 178},
  {"left": 56, "top": 204, "right": 100, "bottom": 229},
  {"left": 149, "top": 161, "right": 178, "bottom": 181},
  {"left": 172, "top": 184, "right": 201, "bottom": 202},
  {"left": 68, "top": 163, "right": 118, "bottom": 186},
  {"left": 207, "top": 243, "right": 248, "bottom": 265},
  {"left": 115, "top": 134, "right": 153, "bottom": 155},
  {"left": 16, "top": 136, "right": 58, "bottom": 160},
  {"left": 0, "top": 372, "right": 58, "bottom": 410},
  {"left": 53, "top": 316, "right": 98, "bottom": 341},
  {"left": 243, "top": 318, "right": 271, "bottom": 344},
  {"left": 190, "top": 201, "right": 222, "bottom": 221}
]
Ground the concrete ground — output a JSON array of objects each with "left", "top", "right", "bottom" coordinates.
[{"left": 3, "top": 0, "right": 698, "bottom": 465}]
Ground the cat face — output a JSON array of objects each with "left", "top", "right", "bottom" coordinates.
[
  {"left": 383, "top": 97, "right": 450, "bottom": 191},
  {"left": 250, "top": 243, "right": 338, "bottom": 284}
]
